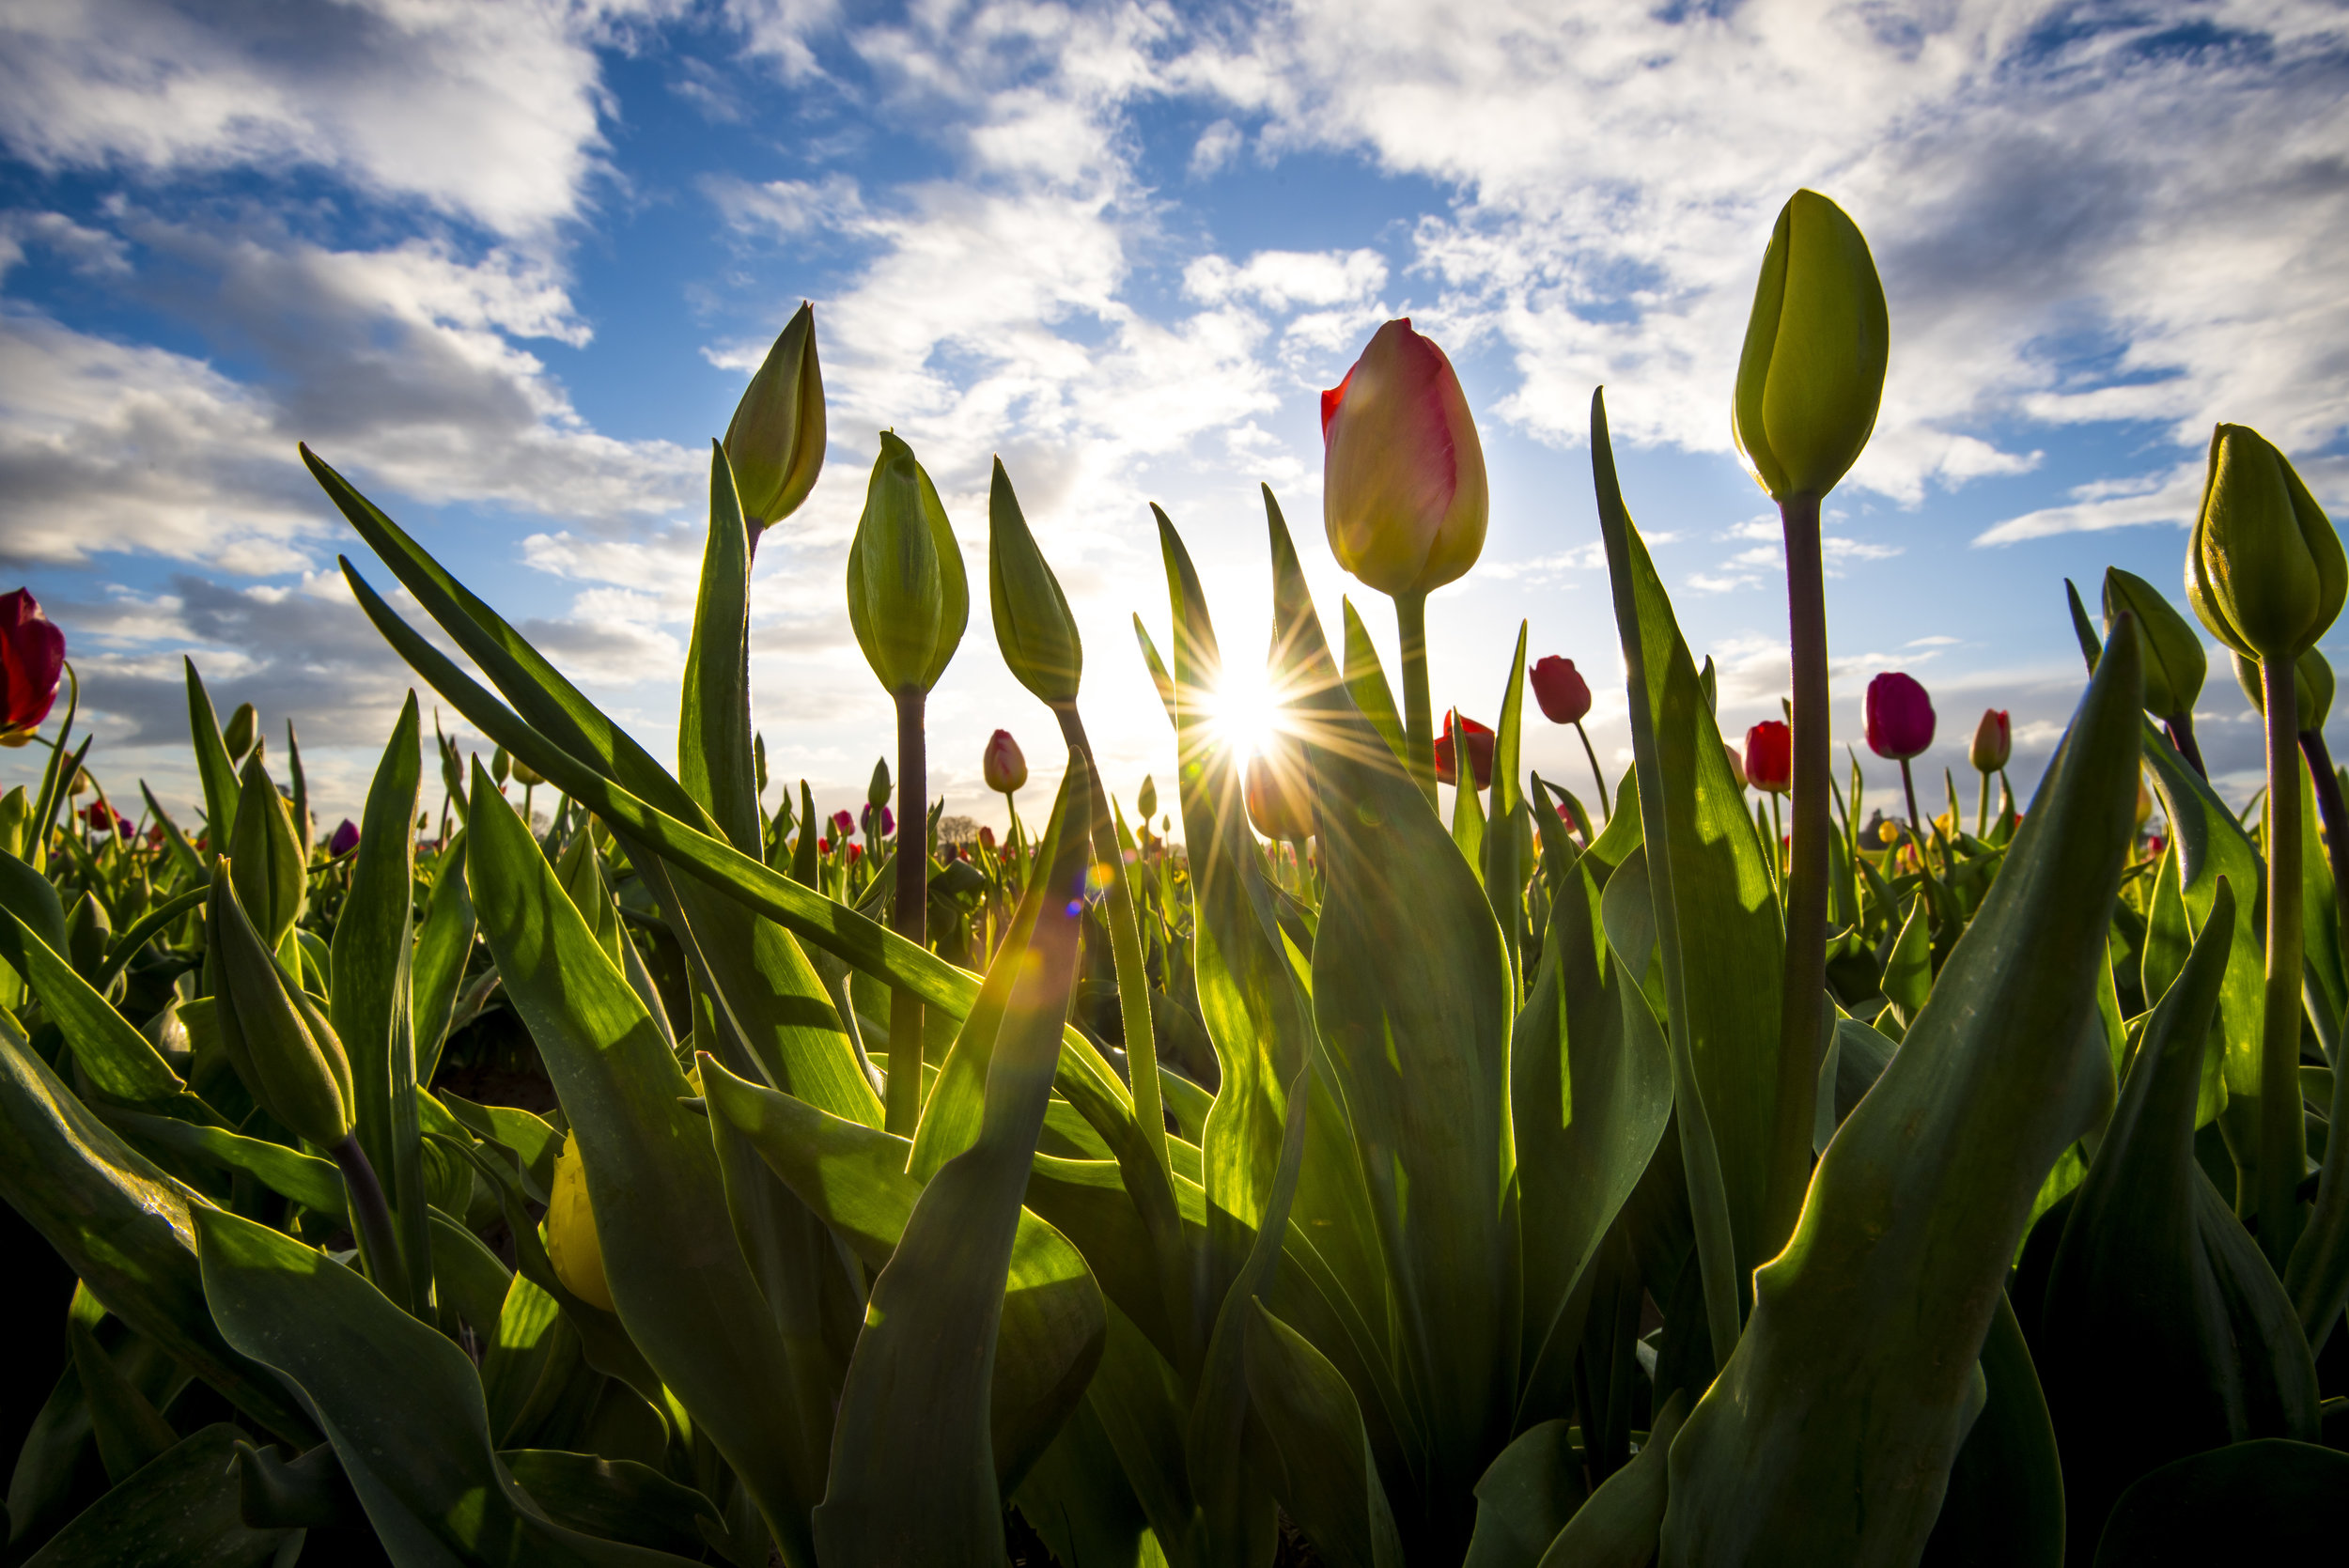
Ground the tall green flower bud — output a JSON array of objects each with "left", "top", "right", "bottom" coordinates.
[
  {"left": 2232, "top": 647, "right": 2334, "bottom": 734},
  {"left": 846, "top": 431, "right": 968, "bottom": 696},
  {"left": 226, "top": 753, "right": 306, "bottom": 949},
  {"left": 0, "top": 785, "right": 27, "bottom": 862},
  {"left": 1732, "top": 190, "right": 1890, "bottom": 500},
  {"left": 222, "top": 702, "right": 257, "bottom": 763},
  {"left": 2186, "top": 424, "right": 2346, "bottom": 661},
  {"left": 988, "top": 458, "right": 1082, "bottom": 705},
  {"left": 208, "top": 868, "right": 354, "bottom": 1148},
  {"left": 723, "top": 302, "right": 826, "bottom": 538},
  {"left": 2101, "top": 566, "right": 2208, "bottom": 720},
  {"left": 867, "top": 757, "right": 892, "bottom": 814}
]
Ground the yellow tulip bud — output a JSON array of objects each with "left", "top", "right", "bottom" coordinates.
[
  {"left": 846, "top": 431, "right": 968, "bottom": 696},
  {"left": 2186, "top": 424, "right": 2345, "bottom": 662},
  {"left": 1321, "top": 318, "right": 1489, "bottom": 598},
  {"left": 1732, "top": 190, "right": 1890, "bottom": 501},
  {"left": 547, "top": 1134, "right": 615, "bottom": 1312},
  {"left": 723, "top": 301, "right": 826, "bottom": 536}
]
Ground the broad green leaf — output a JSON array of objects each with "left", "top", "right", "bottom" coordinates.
[
  {"left": 464, "top": 763, "right": 828, "bottom": 1562},
  {"left": 194, "top": 1205, "right": 699, "bottom": 1565},
  {"left": 67, "top": 1285, "right": 178, "bottom": 1483},
  {"left": 1590, "top": 390, "right": 1788, "bottom": 1314},
  {"left": 1010, "top": 1392, "right": 1156, "bottom": 1568},
  {"left": 1461, "top": 1420, "right": 1584, "bottom": 1568},
  {"left": 811, "top": 759, "right": 1097, "bottom": 1568},
  {"left": 1879, "top": 895, "right": 1931, "bottom": 1033},
  {"left": 430, "top": 1206, "right": 515, "bottom": 1340},
  {"left": 1485, "top": 621, "right": 1530, "bottom": 981},
  {"left": 2, "top": 908, "right": 181, "bottom": 1104},
  {"left": 501, "top": 1450, "right": 722, "bottom": 1560},
  {"left": 1917, "top": 1293, "right": 2061, "bottom": 1568},
  {"left": 103, "top": 1106, "right": 344, "bottom": 1213},
  {"left": 1450, "top": 733, "right": 1486, "bottom": 884},
  {"left": 1264, "top": 491, "right": 1515, "bottom": 1552},
  {"left": 1244, "top": 1299, "right": 1403, "bottom": 1568},
  {"left": 1340, "top": 597, "right": 1408, "bottom": 773},
  {"left": 19, "top": 1424, "right": 289, "bottom": 1568},
  {"left": 1513, "top": 853, "right": 1673, "bottom": 1415},
  {"left": 0, "top": 1020, "right": 314, "bottom": 1445},
  {"left": 0, "top": 846, "right": 68, "bottom": 956},
  {"left": 2090, "top": 1439, "right": 2349, "bottom": 1564},
  {"left": 1657, "top": 610, "right": 2143, "bottom": 1565},
  {"left": 1532, "top": 1390, "right": 1689, "bottom": 1568},
  {"left": 413, "top": 831, "right": 476, "bottom": 1082},
  {"left": 681, "top": 442, "right": 761, "bottom": 856},
  {"left": 2038, "top": 877, "right": 2318, "bottom": 1556}
]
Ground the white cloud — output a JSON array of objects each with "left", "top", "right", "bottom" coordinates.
[
  {"left": 0, "top": 0, "right": 637, "bottom": 241},
  {"left": 1190, "top": 117, "right": 1243, "bottom": 179}
]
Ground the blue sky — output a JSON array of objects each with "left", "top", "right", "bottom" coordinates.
[{"left": 2, "top": 0, "right": 2346, "bottom": 835}]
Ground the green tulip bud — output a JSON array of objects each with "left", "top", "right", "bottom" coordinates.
[
  {"left": 2186, "top": 423, "right": 2345, "bottom": 661},
  {"left": 208, "top": 868, "right": 354, "bottom": 1148},
  {"left": 867, "top": 757, "right": 892, "bottom": 812},
  {"left": 723, "top": 301, "right": 826, "bottom": 536},
  {"left": 988, "top": 458, "right": 1082, "bottom": 705},
  {"left": 222, "top": 702, "right": 257, "bottom": 762},
  {"left": 490, "top": 745, "right": 511, "bottom": 787},
  {"left": 227, "top": 753, "right": 306, "bottom": 949},
  {"left": 2101, "top": 566, "right": 2207, "bottom": 720},
  {"left": 0, "top": 786, "right": 27, "bottom": 862},
  {"left": 1732, "top": 189, "right": 1890, "bottom": 501},
  {"left": 846, "top": 431, "right": 968, "bottom": 695},
  {"left": 2232, "top": 647, "right": 2333, "bottom": 733},
  {"left": 1136, "top": 775, "right": 1158, "bottom": 822},
  {"left": 510, "top": 754, "right": 544, "bottom": 788},
  {"left": 64, "top": 889, "right": 111, "bottom": 981},
  {"left": 753, "top": 732, "right": 769, "bottom": 800}
]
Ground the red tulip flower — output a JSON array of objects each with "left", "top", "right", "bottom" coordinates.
[
  {"left": 1863, "top": 672, "right": 1936, "bottom": 760},
  {"left": 832, "top": 809, "right": 855, "bottom": 837},
  {"left": 847, "top": 843, "right": 863, "bottom": 864},
  {"left": 982, "top": 729, "right": 1027, "bottom": 795},
  {"left": 1321, "top": 319, "right": 1489, "bottom": 598},
  {"left": 82, "top": 803, "right": 130, "bottom": 835},
  {"left": 1529, "top": 656, "right": 1592, "bottom": 725},
  {"left": 1433, "top": 712, "right": 1496, "bottom": 791},
  {"left": 1744, "top": 720, "right": 1793, "bottom": 794},
  {"left": 979, "top": 824, "right": 998, "bottom": 851},
  {"left": 1968, "top": 708, "right": 2011, "bottom": 772},
  {"left": 1, "top": 588, "right": 67, "bottom": 747}
]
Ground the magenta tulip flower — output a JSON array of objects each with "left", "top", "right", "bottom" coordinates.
[
  {"left": 1863, "top": 672, "right": 1936, "bottom": 760},
  {"left": 1, "top": 588, "right": 67, "bottom": 747}
]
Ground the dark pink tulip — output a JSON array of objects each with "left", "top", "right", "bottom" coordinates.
[
  {"left": 1, "top": 588, "right": 67, "bottom": 746},
  {"left": 1864, "top": 672, "right": 1936, "bottom": 761},
  {"left": 1529, "top": 656, "right": 1592, "bottom": 724},
  {"left": 328, "top": 819, "right": 361, "bottom": 856}
]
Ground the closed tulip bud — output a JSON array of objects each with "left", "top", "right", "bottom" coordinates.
[
  {"left": 1732, "top": 190, "right": 1890, "bottom": 501},
  {"left": 208, "top": 869, "right": 353, "bottom": 1149},
  {"left": 1969, "top": 708, "right": 2011, "bottom": 772},
  {"left": 1864, "top": 672, "right": 1936, "bottom": 761},
  {"left": 723, "top": 301, "right": 827, "bottom": 536},
  {"left": 0, "top": 786, "right": 27, "bottom": 861},
  {"left": 227, "top": 753, "right": 306, "bottom": 949},
  {"left": 490, "top": 745, "right": 511, "bottom": 787},
  {"left": 222, "top": 702, "right": 257, "bottom": 762},
  {"left": 983, "top": 729, "right": 1027, "bottom": 794},
  {"left": 1723, "top": 741, "right": 1748, "bottom": 790},
  {"left": 327, "top": 819, "right": 360, "bottom": 857},
  {"left": 1529, "top": 655, "right": 1593, "bottom": 725},
  {"left": 1322, "top": 318, "right": 1489, "bottom": 598},
  {"left": 510, "top": 755, "right": 544, "bottom": 787},
  {"left": 2232, "top": 648, "right": 2332, "bottom": 734},
  {"left": 2102, "top": 567, "right": 2207, "bottom": 720},
  {"left": 1245, "top": 741, "right": 1315, "bottom": 843},
  {"left": 1135, "top": 775, "right": 1158, "bottom": 822},
  {"left": 1744, "top": 719, "right": 1794, "bottom": 793},
  {"left": 0, "top": 589, "right": 66, "bottom": 747},
  {"left": 1433, "top": 712, "right": 1496, "bottom": 791},
  {"left": 867, "top": 757, "right": 891, "bottom": 811},
  {"left": 2186, "top": 423, "right": 2346, "bottom": 661},
  {"left": 847, "top": 431, "right": 968, "bottom": 695},
  {"left": 546, "top": 1134, "right": 615, "bottom": 1312},
  {"left": 988, "top": 458, "right": 1083, "bottom": 704}
]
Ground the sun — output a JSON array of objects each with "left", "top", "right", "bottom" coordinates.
[{"left": 1201, "top": 663, "right": 1282, "bottom": 763}]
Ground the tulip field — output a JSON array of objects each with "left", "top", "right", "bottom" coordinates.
[{"left": 6, "top": 189, "right": 2349, "bottom": 1567}]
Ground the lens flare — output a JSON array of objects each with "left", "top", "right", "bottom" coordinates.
[{"left": 1201, "top": 664, "right": 1283, "bottom": 762}]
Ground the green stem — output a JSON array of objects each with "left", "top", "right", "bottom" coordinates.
[
  {"left": 1899, "top": 756, "right": 1924, "bottom": 847},
  {"left": 886, "top": 686, "right": 927, "bottom": 1138},
  {"left": 1766, "top": 491, "right": 1829, "bottom": 1264},
  {"left": 1976, "top": 769, "right": 1991, "bottom": 841},
  {"left": 2290, "top": 725, "right": 2349, "bottom": 1351},
  {"left": 2258, "top": 656, "right": 2308, "bottom": 1268},
  {"left": 1394, "top": 590, "right": 1437, "bottom": 809},
  {"left": 1574, "top": 720, "right": 1610, "bottom": 819},
  {"left": 331, "top": 1136, "right": 409, "bottom": 1306}
]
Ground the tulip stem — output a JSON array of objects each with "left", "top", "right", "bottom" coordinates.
[
  {"left": 887, "top": 686, "right": 927, "bottom": 1139},
  {"left": 1394, "top": 591, "right": 1438, "bottom": 808},
  {"left": 1573, "top": 720, "right": 1610, "bottom": 819},
  {"left": 1898, "top": 757, "right": 1926, "bottom": 849},
  {"left": 1766, "top": 492, "right": 1831, "bottom": 1261},
  {"left": 2166, "top": 711, "right": 2209, "bottom": 780},
  {"left": 331, "top": 1135, "right": 409, "bottom": 1307},
  {"left": 1975, "top": 769, "right": 1991, "bottom": 841},
  {"left": 2291, "top": 724, "right": 2349, "bottom": 1349},
  {"left": 2257, "top": 656, "right": 2309, "bottom": 1268}
]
